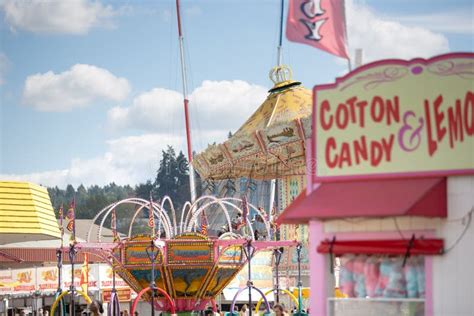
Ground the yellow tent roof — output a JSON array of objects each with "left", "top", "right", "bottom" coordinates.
[
  {"left": 0, "top": 181, "right": 61, "bottom": 244},
  {"left": 193, "top": 65, "right": 312, "bottom": 180},
  {"left": 234, "top": 84, "right": 311, "bottom": 137}
]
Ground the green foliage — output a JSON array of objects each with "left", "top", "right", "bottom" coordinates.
[
  {"left": 47, "top": 145, "right": 196, "bottom": 219},
  {"left": 48, "top": 182, "right": 135, "bottom": 219}
]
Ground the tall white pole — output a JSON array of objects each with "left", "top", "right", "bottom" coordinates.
[
  {"left": 176, "top": 0, "right": 197, "bottom": 203},
  {"left": 269, "top": 0, "right": 285, "bottom": 219}
]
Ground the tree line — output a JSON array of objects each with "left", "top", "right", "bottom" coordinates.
[{"left": 48, "top": 146, "right": 201, "bottom": 220}]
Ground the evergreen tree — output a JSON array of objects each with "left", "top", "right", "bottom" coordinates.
[
  {"left": 65, "top": 184, "right": 75, "bottom": 201},
  {"left": 135, "top": 180, "right": 154, "bottom": 200},
  {"left": 176, "top": 151, "right": 191, "bottom": 204},
  {"left": 155, "top": 146, "right": 178, "bottom": 201}
]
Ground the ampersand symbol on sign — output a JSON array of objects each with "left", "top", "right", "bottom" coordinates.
[{"left": 398, "top": 110, "right": 424, "bottom": 152}]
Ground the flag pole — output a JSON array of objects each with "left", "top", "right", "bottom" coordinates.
[
  {"left": 277, "top": 0, "right": 285, "bottom": 66},
  {"left": 56, "top": 204, "right": 64, "bottom": 314},
  {"left": 342, "top": 0, "right": 352, "bottom": 72},
  {"left": 269, "top": 0, "right": 285, "bottom": 224},
  {"left": 68, "top": 198, "right": 77, "bottom": 316},
  {"left": 148, "top": 192, "right": 157, "bottom": 316},
  {"left": 176, "top": 0, "right": 197, "bottom": 203}
]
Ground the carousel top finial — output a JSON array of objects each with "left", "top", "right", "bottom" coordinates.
[{"left": 268, "top": 65, "right": 301, "bottom": 93}]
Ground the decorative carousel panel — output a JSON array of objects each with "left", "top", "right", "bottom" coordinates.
[
  {"left": 167, "top": 241, "right": 214, "bottom": 264},
  {"left": 301, "top": 116, "right": 312, "bottom": 139},
  {"left": 128, "top": 267, "right": 167, "bottom": 295},
  {"left": 218, "top": 245, "right": 244, "bottom": 265},
  {"left": 228, "top": 155, "right": 266, "bottom": 179},
  {"left": 262, "top": 121, "right": 301, "bottom": 150},
  {"left": 169, "top": 267, "right": 211, "bottom": 297},
  {"left": 224, "top": 133, "right": 261, "bottom": 161},
  {"left": 283, "top": 141, "right": 306, "bottom": 163},
  {"left": 174, "top": 232, "right": 208, "bottom": 240},
  {"left": 193, "top": 156, "right": 211, "bottom": 178},
  {"left": 202, "top": 145, "right": 231, "bottom": 171},
  {"left": 114, "top": 265, "right": 152, "bottom": 301},
  {"left": 123, "top": 238, "right": 163, "bottom": 265},
  {"left": 202, "top": 267, "right": 240, "bottom": 298}
]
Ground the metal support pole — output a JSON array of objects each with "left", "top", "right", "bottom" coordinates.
[
  {"left": 276, "top": 0, "right": 285, "bottom": 66},
  {"left": 244, "top": 241, "right": 254, "bottom": 316},
  {"left": 68, "top": 244, "right": 76, "bottom": 316},
  {"left": 269, "top": 180, "right": 276, "bottom": 223},
  {"left": 56, "top": 249, "right": 63, "bottom": 293},
  {"left": 176, "top": 0, "right": 197, "bottom": 203},
  {"left": 269, "top": 0, "right": 285, "bottom": 218},
  {"left": 274, "top": 248, "right": 283, "bottom": 304},
  {"left": 147, "top": 241, "right": 160, "bottom": 316},
  {"left": 111, "top": 256, "right": 119, "bottom": 316}
]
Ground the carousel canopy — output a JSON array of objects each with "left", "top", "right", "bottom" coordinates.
[
  {"left": 193, "top": 65, "right": 312, "bottom": 180},
  {"left": 0, "top": 181, "right": 61, "bottom": 244}
]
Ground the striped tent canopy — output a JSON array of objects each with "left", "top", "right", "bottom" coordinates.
[
  {"left": 193, "top": 65, "right": 312, "bottom": 180},
  {"left": 0, "top": 181, "right": 61, "bottom": 245}
]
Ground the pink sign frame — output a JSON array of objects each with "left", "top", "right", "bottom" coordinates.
[{"left": 311, "top": 52, "right": 474, "bottom": 183}]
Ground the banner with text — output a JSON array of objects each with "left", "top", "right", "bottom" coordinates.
[
  {"left": 313, "top": 53, "right": 474, "bottom": 181},
  {"left": 0, "top": 264, "right": 131, "bottom": 295}
]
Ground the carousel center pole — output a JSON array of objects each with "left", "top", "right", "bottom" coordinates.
[
  {"left": 176, "top": 0, "right": 197, "bottom": 203},
  {"left": 147, "top": 242, "right": 159, "bottom": 316},
  {"left": 268, "top": 0, "right": 285, "bottom": 222},
  {"left": 147, "top": 194, "right": 158, "bottom": 316}
]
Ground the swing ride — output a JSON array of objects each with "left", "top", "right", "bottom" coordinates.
[{"left": 51, "top": 196, "right": 298, "bottom": 315}]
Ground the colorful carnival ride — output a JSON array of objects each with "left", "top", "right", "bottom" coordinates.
[{"left": 51, "top": 196, "right": 297, "bottom": 315}]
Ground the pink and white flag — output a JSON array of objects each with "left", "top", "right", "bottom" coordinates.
[{"left": 286, "top": 0, "right": 349, "bottom": 59}]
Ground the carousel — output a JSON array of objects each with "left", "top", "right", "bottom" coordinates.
[{"left": 50, "top": 196, "right": 297, "bottom": 316}]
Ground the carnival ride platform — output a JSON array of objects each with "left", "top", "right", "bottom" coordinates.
[{"left": 65, "top": 196, "right": 297, "bottom": 313}]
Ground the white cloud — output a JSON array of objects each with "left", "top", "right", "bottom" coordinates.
[
  {"left": 7, "top": 79, "right": 267, "bottom": 188},
  {"left": 0, "top": 53, "right": 9, "bottom": 85},
  {"left": 392, "top": 10, "right": 474, "bottom": 35},
  {"left": 107, "top": 80, "right": 268, "bottom": 134},
  {"left": 107, "top": 88, "right": 183, "bottom": 131},
  {"left": 22, "top": 64, "right": 131, "bottom": 111},
  {"left": 0, "top": 129, "right": 235, "bottom": 188},
  {"left": 345, "top": 1, "right": 450, "bottom": 64},
  {"left": 0, "top": 0, "right": 116, "bottom": 34},
  {"left": 0, "top": 133, "right": 184, "bottom": 188}
]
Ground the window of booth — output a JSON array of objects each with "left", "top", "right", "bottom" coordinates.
[{"left": 329, "top": 255, "right": 426, "bottom": 316}]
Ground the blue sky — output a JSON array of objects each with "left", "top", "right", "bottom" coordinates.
[{"left": 0, "top": 0, "right": 473, "bottom": 188}]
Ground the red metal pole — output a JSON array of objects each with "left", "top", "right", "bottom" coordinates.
[
  {"left": 176, "top": 0, "right": 183, "bottom": 37},
  {"left": 175, "top": 0, "right": 197, "bottom": 201}
]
